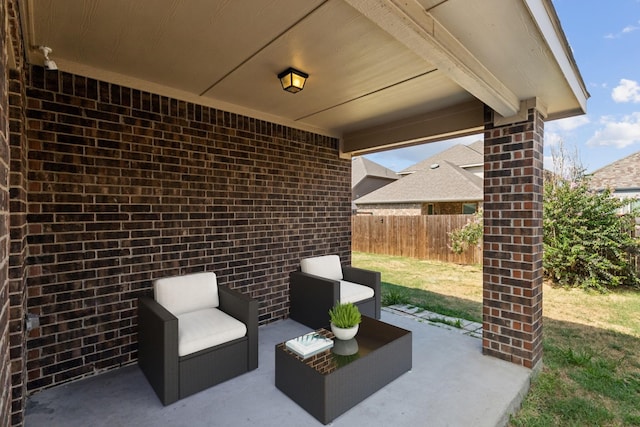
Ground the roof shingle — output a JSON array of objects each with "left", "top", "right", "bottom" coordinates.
[
  {"left": 355, "top": 160, "right": 482, "bottom": 204},
  {"left": 589, "top": 151, "right": 640, "bottom": 190},
  {"left": 399, "top": 141, "right": 483, "bottom": 175},
  {"left": 352, "top": 156, "right": 398, "bottom": 185}
]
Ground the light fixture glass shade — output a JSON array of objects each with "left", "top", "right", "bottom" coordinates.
[{"left": 278, "top": 67, "right": 308, "bottom": 93}]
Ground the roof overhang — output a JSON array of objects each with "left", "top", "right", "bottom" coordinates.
[{"left": 19, "top": 0, "right": 588, "bottom": 155}]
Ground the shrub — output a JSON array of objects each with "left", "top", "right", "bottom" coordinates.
[
  {"left": 449, "top": 210, "right": 483, "bottom": 254},
  {"left": 544, "top": 179, "right": 639, "bottom": 291}
]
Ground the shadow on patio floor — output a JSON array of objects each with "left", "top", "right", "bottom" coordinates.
[{"left": 25, "top": 309, "right": 531, "bottom": 427}]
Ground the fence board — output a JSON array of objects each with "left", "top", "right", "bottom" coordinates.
[{"left": 352, "top": 215, "right": 482, "bottom": 265}]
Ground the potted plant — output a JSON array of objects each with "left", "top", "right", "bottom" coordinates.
[{"left": 328, "top": 302, "right": 361, "bottom": 340}]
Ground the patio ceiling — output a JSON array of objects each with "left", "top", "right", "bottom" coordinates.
[{"left": 19, "top": 0, "right": 588, "bottom": 154}]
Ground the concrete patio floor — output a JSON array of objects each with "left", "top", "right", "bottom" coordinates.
[{"left": 25, "top": 309, "right": 532, "bottom": 427}]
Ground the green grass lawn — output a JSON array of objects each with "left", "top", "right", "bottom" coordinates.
[{"left": 352, "top": 252, "right": 640, "bottom": 427}]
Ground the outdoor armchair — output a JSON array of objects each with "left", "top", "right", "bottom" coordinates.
[
  {"left": 138, "top": 272, "right": 258, "bottom": 405},
  {"left": 289, "top": 255, "right": 381, "bottom": 329}
]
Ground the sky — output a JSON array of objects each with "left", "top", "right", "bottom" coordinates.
[{"left": 364, "top": 0, "right": 640, "bottom": 175}]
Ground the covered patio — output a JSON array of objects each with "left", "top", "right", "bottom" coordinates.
[
  {"left": 25, "top": 309, "right": 531, "bottom": 426},
  {"left": 1, "top": 0, "right": 587, "bottom": 425}
]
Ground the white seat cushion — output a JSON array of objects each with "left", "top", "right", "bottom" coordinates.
[
  {"left": 339, "top": 280, "right": 375, "bottom": 304},
  {"left": 300, "top": 255, "right": 343, "bottom": 281},
  {"left": 154, "top": 272, "right": 219, "bottom": 316},
  {"left": 176, "top": 308, "right": 247, "bottom": 357}
]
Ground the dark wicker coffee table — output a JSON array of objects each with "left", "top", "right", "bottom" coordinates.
[{"left": 275, "top": 316, "right": 412, "bottom": 424}]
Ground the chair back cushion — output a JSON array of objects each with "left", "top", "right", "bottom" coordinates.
[
  {"left": 300, "top": 255, "right": 343, "bottom": 281},
  {"left": 154, "top": 272, "right": 219, "bottom": 316}
]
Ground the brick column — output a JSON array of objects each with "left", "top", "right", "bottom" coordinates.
[
  {"left": 1, "top": 1, "right": 12, "bottom": 426},
  {"left": 7, "top": 2, "right": 30, "bottom": 425},
  {"left": 482, "top": 102, "right": 544, "bottom": 369}
]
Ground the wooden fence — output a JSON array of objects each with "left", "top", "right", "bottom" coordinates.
[{"left": 352, "top": 215, "right": 482, "bottom": 265}]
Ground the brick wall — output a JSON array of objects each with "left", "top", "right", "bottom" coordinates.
[
  {"left": 7, "top": 0, "right": 28, "bottom": 424},
  {"left": 422, "top": 201, "right": 480, "bottom": 215},
  {"left": 7, "top": 67, "right": 26, "bottom": 427},
  {"left": 356, "top": 201, "right": 481, "bottom": 216},
  {"left": 0, "top": 0, "right": 12, "bottom": 424},
  {"left": 482, "top": 104, "right": 544, "bottom": 369},
  {"left": 24, "top": 66, "right": 352, "bottom": 393},
  {"left": 355, "top": 203, "right": 422, "bottom": 215}
]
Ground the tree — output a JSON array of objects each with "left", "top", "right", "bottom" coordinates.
[{"left": 543, "top": 143, "right": 640, "bottom": 291}]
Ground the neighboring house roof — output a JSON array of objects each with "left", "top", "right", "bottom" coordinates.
[
  {"left": 399, "top": 141, "right": 483, "bottom": 175},
  {"left": 589, "top": 151, "right": 640, "bottom": 191},
  {"left": 352, "top": 157, "right": 399, "bottom": 210},
  {"left": 355, "top": 160, "right": 482, "bottom": 204},
  {"left": 352, "top": 157, "right": 398, "bottom": 186},
  {"left": 466, "top": 140, "right": 484, "bottom": 156}
]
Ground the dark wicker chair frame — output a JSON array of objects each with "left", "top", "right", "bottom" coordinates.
[
  {"left": 138, "top": 286, "right": 258, "bottom": 405},
  {"left": 289, "top": 266, "right": 381, "bottom": 329}
]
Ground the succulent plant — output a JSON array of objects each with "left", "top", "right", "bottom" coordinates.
[{"left": 328, "top": 302, "right": 361, "bottom": 328}]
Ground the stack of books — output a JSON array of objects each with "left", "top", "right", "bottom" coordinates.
[{"left": 285, "top": 332, "right": 334, "bottom": 359}]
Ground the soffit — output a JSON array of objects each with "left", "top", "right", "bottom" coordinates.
[
  {"left": 20, "top": 0, "right": 588, "bottom": 153},
  {"left": 421, "top": 0, "right": 587, "bottom": 120}
]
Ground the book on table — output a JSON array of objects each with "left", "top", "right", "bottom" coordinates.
[{"left": 285, "top": 332, "right": 334, "bottom": 359}]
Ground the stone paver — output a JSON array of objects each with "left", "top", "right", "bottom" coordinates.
[{"left": 383, "top": 304, "right": 483, "bottom": 338}]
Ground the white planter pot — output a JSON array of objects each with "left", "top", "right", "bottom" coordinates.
[{"left": 331, "top": 323, "right": 359, "bottom": 341}]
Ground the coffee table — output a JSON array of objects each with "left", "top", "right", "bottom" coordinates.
[{"left": 275, "top": 316, "right": 412, "bottom": 424}]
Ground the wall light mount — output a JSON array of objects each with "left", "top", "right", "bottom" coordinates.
[
  {"left": 39, "top": 46, "right": 58, "bottom": 71},
  {"left": 278, "top": 67, "right": 308, "bottom": 93},
  {"left": 25, "top": 312, "right": 40, "bottom": 332}
]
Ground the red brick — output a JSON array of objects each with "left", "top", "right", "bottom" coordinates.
[
  {"left": 482, "top": 104, "right": 544, "bottom": 369},
  {"left": 19, "top": 66, "right": 352, "bottom": 397}
]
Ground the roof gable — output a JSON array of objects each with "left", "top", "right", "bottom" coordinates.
[{"left": 352, "top": 157, "right": 399, "bottom": 185}]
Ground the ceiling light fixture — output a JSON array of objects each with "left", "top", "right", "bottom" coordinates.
[
  {"left": 39, "top": 46, "right": 58, "bottom": 71},
  {"left": 278, "top": 67, "right": 308, "bottom": 93}
]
